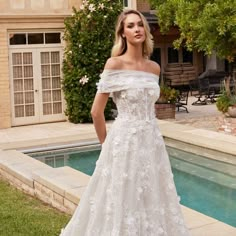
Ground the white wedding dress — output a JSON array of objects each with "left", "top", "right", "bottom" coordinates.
[{"left": 60, "top": 70, "right": 190, "bottom": 236}]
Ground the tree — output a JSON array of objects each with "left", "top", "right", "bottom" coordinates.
[
  {"left": 150, "top": 0, "right": 236, "bottom": 61},
  {"left": 63, "top": 0, "right": 123, "bottom": 123}
]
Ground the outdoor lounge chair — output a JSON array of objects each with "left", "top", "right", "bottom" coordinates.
[{"left": 176, "top": 89, "right": 189, "bottom": 113}]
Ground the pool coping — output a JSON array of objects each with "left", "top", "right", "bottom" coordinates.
[{"left": 0, "top": 120, "right": 236, "bottom": 235}]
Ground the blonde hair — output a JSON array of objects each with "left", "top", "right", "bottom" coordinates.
[{"left": 111, "top": 9, "right": 153, "bottom": 58}]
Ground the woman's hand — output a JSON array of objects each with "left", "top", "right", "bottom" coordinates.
[{"left": 91, "top": 92, "right": 110, "bottom": 144}]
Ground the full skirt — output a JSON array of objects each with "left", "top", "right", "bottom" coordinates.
[{"left": 60, "top": 118, "right": 190, "bottom": 236}]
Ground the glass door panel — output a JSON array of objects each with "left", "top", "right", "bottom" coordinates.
[
  {"left": 40, "top": 51, "right": 63, "bottom": 117},
  {"left": 11, "top": 51, "right": 37, "bottom": 125}
]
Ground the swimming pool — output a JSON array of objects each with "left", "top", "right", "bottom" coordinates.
[{"left": 29, "top": 146, "right": 236, "bottom": 227}]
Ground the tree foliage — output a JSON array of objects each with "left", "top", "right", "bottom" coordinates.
[
  {"left": 63, "top": 0, "right": 122, "bottom": 123},
  {"left": 150, "top": 0, "right": 236, "bottom": 61}
]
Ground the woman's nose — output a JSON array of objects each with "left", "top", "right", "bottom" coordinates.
[{"left": 135, "top": 25, "right": 140, "bottom": 32}]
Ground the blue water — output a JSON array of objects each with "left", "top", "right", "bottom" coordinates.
[
  {"left": 31, "top": 148, "right": 236, "bottom": 227},
  {"left": 68, "top": 150, "right": 99, "bottom": 176},
  {"left": 173, "top": 169, "right": 236, "bottom": 227}
]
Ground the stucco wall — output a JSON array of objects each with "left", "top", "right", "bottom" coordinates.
[
  {"left": 0, "top": 0, "right": 81, "bottom": 15},
  {"left": 0, "top": 28, "right": 11, "bottom": 128}
]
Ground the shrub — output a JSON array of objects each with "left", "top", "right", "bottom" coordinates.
[
  {"left": 216, "top": 77, "right": 236, "bottom": 113},
  {"left": 216, "top": 91, "right": 231, "bottom": 113},
  {"left": 63, "top": 0, "right": 123, "bottom": 123}
]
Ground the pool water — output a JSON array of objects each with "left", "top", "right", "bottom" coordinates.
[
  {"left": 173, "top": 169, "right": 236, "bottom": 227},
  {"left": 30, "top": 147, "right": 236, "bottom": 227}
]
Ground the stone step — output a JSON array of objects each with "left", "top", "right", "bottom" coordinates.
[
  {"left": 0, "top": 150, "right": 51, "bottom": 187},
  {"left": 32, "top": 166, "right": 90, "bottom": 204},
  {"left": 170, "top": 157, "right": 236, "bottom": 190},
  {"left": 167, "top": 147, "right": 236, "bottom": 178}
]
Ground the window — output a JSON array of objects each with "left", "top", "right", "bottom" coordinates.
[
  {"left": 151, "top": 48, "right": 161, "bottom": 67},
  {"left": 45, "top": 33, "right": 61, "bottom": 44},
  {"left": 167, "top": 46, "right": 193, "bottom": 64},
  {"left": 168, "top": 47, "right": 179, "bottom": 63},
  {"left": 123, "top": 0, "right": 128, "bottom": 7},
  {"left": 9, "top": 32, "right": 61, "bottom": 45},
  {"left": 10, "top": 34, "right": 26, "bottom": 45},
  {"left": 123, "top": 0, "right": 132, "bottom": 8},
  {"left": 28, "top": 33, "right": 44, "bottom": 44},
  {"left": 182, "top": 48, "right": 193, "bottom": 63}
]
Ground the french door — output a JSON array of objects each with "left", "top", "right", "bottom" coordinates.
[{"left": 9, "top": 47, "right": 65, "bottom": 126}]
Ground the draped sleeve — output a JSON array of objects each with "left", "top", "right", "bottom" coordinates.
[{"left": 96, "top": 69, "right": 159, "bottom": 97}]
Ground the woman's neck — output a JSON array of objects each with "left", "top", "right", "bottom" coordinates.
[{"left": 124, "top": 44, "right": 144, "bottom": 62}]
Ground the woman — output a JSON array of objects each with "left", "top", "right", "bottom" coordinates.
[{"left": 61, "top": 9, "right": 190, "bottom": 236}]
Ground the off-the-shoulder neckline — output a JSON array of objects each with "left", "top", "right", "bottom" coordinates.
[{"left": 102, "top": 69, "right": 159, "bottom": 78}]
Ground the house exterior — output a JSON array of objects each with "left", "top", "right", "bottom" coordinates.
[
  {"left": 0, "top": 0, "right": 83, "bottom": 129},
  {"left": 0, "top": 0, "right": 223, "bottom": 129}
]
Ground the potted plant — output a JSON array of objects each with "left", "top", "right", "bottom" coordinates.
[
  {"left": 158, "top": 85, "right": 179, "bottom": 104},
  {"left": 216, "top": 77, "right": 236, "bottom": 117},
  {"left": 155, "top": 82, "right": 179, "bottom": 119}
]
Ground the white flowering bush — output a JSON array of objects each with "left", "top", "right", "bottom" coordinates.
[{"left": 63, "top": 0, "right": 122, "bottom": 123}]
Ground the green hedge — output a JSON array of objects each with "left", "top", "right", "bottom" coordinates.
[{"left": 63, "top": 1, "right": 122, "bottom": 123}]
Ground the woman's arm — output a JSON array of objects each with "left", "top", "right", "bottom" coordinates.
[
  {"left": 90, "top": 92, "right": 110, "bottom": 144},
  {"left": 91, "top": 57, "right": 120, "bottom": 143}
]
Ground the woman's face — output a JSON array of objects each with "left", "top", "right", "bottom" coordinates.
[{"left": 122, "top": 13, "right": 146, "bottom": 45}]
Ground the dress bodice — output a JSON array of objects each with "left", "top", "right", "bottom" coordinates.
[{"left": 97, "top": 70, "right": 160, "bottom": 121}]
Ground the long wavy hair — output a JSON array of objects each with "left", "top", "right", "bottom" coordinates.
[{"left": 111, "top": 9, "right": 153, "bottom": 58}]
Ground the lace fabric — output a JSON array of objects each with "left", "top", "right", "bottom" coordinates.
[{"left": 60, "top": 70, "right": 190, "bottom": 236}]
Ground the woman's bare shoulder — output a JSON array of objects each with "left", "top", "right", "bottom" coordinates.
[
  {"left": 104, "top": 57, "right": 124, "bottom": 70},
  {"left": 146, "top": 60, "right": 160, "bottom": 76}
]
